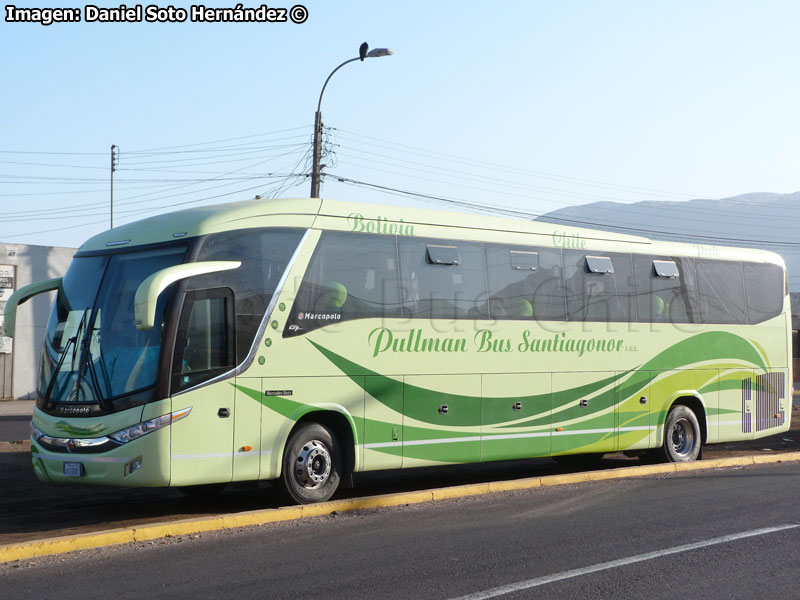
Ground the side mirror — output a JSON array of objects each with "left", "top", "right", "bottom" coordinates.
[
  {"left": 2, "top": 277, "right": 62, "bottom": 338},
  {"left": 133, "top": 261, "right": 240, "bottom": 330}
]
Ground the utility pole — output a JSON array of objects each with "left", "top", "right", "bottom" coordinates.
[
  {"left": 311, "top": 111, "right": 323, "bottom": 198},
  {"left": 110, "top": 144, "right": 118, "bottom": 229}
]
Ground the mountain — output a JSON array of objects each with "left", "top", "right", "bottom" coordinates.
[{"left": 536, "top": 192, "right": 800, "bottom": 291}]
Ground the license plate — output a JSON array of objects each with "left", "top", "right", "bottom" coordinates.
[{"left": 63, "top": 462, "right": 84, "bottom": 477}]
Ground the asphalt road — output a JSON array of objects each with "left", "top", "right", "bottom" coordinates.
[{"left": 3, "top": 462, "right": 800, "bottom": 599}]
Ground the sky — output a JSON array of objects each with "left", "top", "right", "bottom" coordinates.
[{"left": 2, "top": 0, "right": 799, "bottom": 249}]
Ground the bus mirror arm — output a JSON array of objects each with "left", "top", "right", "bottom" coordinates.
[
  {"left": 133, "top": 261, "right": 241, "bottom": 331},
  {"left": 2, "top": 277, "right": 62, "bottom": 338}
]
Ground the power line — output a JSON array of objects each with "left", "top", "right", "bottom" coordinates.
[
  {"left": 332, "top": 154, "right": 800, "bottom": 232},
  {"left": 334, "top": 128, "right": 703, "bottom": 200},
  {"left": 328, "top": 130, "right": 800, "bottom": 225},
  {"left": 333, "top": 175, "right": 800, "bottom": 249},
  {"left": 123, "top": 126, "right": 311, "bottom": 154},
  {"left": 0, "top": 126, "right": 312, "bottom": 157}
]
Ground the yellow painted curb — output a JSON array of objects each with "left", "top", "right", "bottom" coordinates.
[
  {"left": 539, "top": 472, "right": 591, "bottom": 486},
  {"left": 588, "top": 463, "right": 676, "bottom": 480},
  {"left": 134, "top": 516, "right": 228, "bottom": 541},
  {"left": 487, "top": 478, "right": 542, "bottom": 493},
  {"left": 3, "top": 451, "right": 800, "bottom": 564},
  {"left": 752, "top": 451, "right": 800, "bottom": 464},
  {"left": 432, "top": 483, "right": 491, "bottom": 500},
  {"left": 0, "top": 528, "right": 135, "bottom": 563}
]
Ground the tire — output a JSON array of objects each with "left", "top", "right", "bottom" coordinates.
[
  {"left": 280, "top": 422, "right": 342, "bottom": 504},
  {"left": 661, "top": 405, "right": 701, "bottom": 462}
]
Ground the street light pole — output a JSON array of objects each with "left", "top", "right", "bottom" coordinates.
[{"left": 310, "top": 45, "right": 393, "bottom": 198}]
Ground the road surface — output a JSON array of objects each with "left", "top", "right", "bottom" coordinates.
[{"left": 3, "top": 462, "right": 799, "bottom": 599}]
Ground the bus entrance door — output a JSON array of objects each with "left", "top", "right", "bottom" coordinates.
[{"left": 169, "top": 287, "right": 237, "bottom": 486}]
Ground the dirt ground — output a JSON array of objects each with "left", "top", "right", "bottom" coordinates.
[{"left": 2, "top": 406, "right": 799, "bottom": 545}]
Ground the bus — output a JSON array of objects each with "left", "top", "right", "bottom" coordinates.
[{"left": 4, "top": 197, "right": 791, "bottom": 504}]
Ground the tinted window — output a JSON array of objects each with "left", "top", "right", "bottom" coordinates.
[
  {"left": 194, "top": 228, "right": 303, "bottom": 361},
  {"left": 486, "top": 244, "right": 566, "bottom": 320},
  {"left": 564, "top": 251, "right": 635, "bottom": 322},
  {"left": 286, "top": 231, "right": 401, "bottom": 335},
  {"left": 172, "top": 289, "right": 235, "bottom": 392},
  {"left": 743, "top": 262, "right": 784, "bottom": 323},
  {"left": 696, "top": 259, "right": 747, "bottom": 324},
  {"left": 398, "top": 238, "right": 488, "bottom": 319},
  {"left": 633, "top": 256, "right": 699, "bottom": 324}
]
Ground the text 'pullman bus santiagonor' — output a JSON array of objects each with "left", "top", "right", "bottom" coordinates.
[{"left": 4, "top": 198, "right": 791, "bottom": 503}]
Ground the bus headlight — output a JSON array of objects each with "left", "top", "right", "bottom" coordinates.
[
  {"left": 109, "top": 407, "right": 192, "bottom": 444},
  {"left": 31, "top": 422, "right": 44, "bottom": 441}
]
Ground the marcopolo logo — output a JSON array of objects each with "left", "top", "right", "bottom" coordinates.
[
  {"left": 298, "top": 312, "right": 341, "bottom": 322},
  {"left": 347, "top": 213, "right": 415, "bottom": 236}
]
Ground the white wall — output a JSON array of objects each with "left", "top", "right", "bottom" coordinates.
[{"left": 0, "top": 242, "right": 75, "bottom": 399}]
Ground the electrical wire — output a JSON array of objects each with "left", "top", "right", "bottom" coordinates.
[{"left": 332, "top": 175, "right": 800, "bottom": 249}]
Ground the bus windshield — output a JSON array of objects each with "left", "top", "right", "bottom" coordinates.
[{"left": 39, "top": 245, "right": 187, "bottom": 409}]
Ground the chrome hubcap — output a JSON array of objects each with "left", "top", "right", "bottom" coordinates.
[
  {"left": 294, "top": 440, "right": 331, "bottom": 489},
  {"left": 670, "top": 418, "right": 694, "bottom": 457}
]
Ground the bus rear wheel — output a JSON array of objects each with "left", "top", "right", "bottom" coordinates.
[
  {"left": 661, "top": 405, "right": 701, "bottom": 462},
  {"left": 280, "top": 422, "right": 342, "bottom": 504}
]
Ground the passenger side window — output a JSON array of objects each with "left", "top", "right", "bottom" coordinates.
[
  {"left": 696, "top": 260, "right": 747, "bottom": 324},
  {"left": 633, "top": 256, "right": 699, "bottom": 324},
  {"left": 285, "top": 232, "right": 401, "bottom": 335},
  {"left": 485, "top": 244, "right": 566, "bottom": 320},
  {"left": 172, "top": 289, "right": 235, "bottom": 393},
  {"left": 398, "top": 238, "right": 488, "bottom": 319},
  {"left": 743, "top": 262, "right": 784, "bottom": 324},
  {"left": 563, "top": 251, "right": 635, "bottom": 322}
]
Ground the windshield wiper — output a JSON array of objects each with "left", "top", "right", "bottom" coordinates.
[
  {"left": 75, "top": 313, "right": 110, "bottom": 410},
  {"left": 70, "top": 309, "right": 89, "bottom": 369},
  {"left": 43, "top": 309, "right": 89, "bottom": 403},
  {"left": 83, "top": 356, "right": 107, "bottom": 409}
]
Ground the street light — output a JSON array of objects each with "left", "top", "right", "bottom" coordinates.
[{"left": 310, "top": 44, "right": 393, "bottom": 198}]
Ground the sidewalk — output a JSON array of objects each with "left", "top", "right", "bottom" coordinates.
[{"left": 0, "top": 400, "right": 35, "bottom": 418}]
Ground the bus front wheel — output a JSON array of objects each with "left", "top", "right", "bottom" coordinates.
[
  {"left": 280, "top": 422, "right": 342, "bottom": 504},
  {"left": 661, "top": 405, "right": 701, "bottom": 462}
]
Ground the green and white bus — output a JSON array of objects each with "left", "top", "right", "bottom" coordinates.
[{"left": 4, "top": 198, "right": 791, "bottom": 503}]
